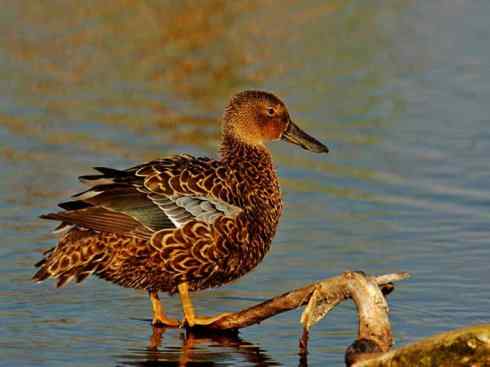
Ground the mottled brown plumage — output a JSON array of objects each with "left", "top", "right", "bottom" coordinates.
[{"left": 33, "top": 90, "right": 328, "bottom": 327}]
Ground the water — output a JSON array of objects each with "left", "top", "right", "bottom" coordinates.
[{"left": 1, "top": 1, "right": 489, "bottom": 366}]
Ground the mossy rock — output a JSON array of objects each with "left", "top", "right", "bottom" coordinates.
[{"left": 357, "top": 324, "right": 490, "bottom": 367}]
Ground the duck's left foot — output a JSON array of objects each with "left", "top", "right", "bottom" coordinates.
[
  {"left": 183, "top": 312, "right": 232, "bottom": 327},
  {"left": 149, "top": 291, "right": 180, "bottom": 328}
]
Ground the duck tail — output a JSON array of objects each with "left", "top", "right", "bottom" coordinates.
[{"left": 33, "top": 227, "right": 110, "bottom": 288}]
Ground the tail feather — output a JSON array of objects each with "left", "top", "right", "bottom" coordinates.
[
  {"left": 32, "top": 267, "right": 51, "bottom": 282},
  {"left": 39, "top": 213, "right": 62, "bottom": 221},
  {"left": 58, "top": 201, "right": 91, "bottom": 211},
  {"left": 33, "top": 226, "right": 152, "bottom": 289},
  {"left": 56, "top": 270, "right": 77, "bottom": 288},
  {"left": 75, "top": 270, "right": 94, "bottom": 283},
  {"left": 78, "top": 167, "right": 126, "bottom": 185},
  {"left": 43, "top": 247, "right": 55, "bottom": 256},
  {"left": 93, "top": 167, "right": 126, "bottom": 176},
  {"left": 34, "top": 258, "right": 47, "bottom": 268},
  {"left": 33, "top": 227, "right": 110, "bottom": 287}
]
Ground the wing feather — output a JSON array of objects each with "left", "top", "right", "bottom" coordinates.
[
  {"left": 41, "top": 207, "right": 154, "bottom": 239},
  {"left": 41, "top": 155, "right": 242, "bottom": 236}
]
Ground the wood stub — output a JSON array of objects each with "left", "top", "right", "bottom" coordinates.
[{"left": 343, "top": 272, "right": 393, "bottom": 366}]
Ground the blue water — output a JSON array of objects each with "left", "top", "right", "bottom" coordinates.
[{"left": 1, "top": 1, "right": 489, "bottom": 366}]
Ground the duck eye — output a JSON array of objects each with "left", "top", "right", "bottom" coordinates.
[{"left": 266, "top": 108, "right": 275, "bottom": 116}]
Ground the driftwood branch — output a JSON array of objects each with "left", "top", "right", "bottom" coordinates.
[
  {"left": 191, "top": 271, "right": 409, "bottom": 332},
  {"left": 186, "top": 271, "right": 409, "bottom": 366}
]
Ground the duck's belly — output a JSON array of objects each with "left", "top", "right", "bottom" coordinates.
[
  {"left": 185, "top": 238, "right": 272, "bottom": 293},
  {"left": 106, "top": 239, "right": 271, "bottom": 294},
  {"left": 92, "top": 214, "right": 276, "bottom": 294}
]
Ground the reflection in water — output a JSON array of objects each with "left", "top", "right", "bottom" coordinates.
[{"left": 117, "top": 327, "right": 279, "bottom": 367}]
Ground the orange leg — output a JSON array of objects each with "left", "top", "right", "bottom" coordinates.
[
  {"left": 149, "top": 291, "right": 179, "bottom": 328},
  {"left": 177, "top": 282, "right": 231, "bottom": 327}
]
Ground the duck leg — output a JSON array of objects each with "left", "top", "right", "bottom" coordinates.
[
  {"left": 178, "top": 282, "right": 231, "bottom": 327},
  {"left": 149, "top": 291, "right": 180, "bottom": 327}
]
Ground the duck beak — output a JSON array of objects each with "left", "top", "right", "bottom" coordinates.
[{"left": 281, "top": 119, "right": 329, "bottom": 153}]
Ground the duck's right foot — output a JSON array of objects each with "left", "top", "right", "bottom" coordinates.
[{"left": 182, "top": 312, "right": 232, "bottom": 328}]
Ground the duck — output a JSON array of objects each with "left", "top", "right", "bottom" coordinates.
[{"left": 33, "top": 90, "right": 329, "bottom": 328}]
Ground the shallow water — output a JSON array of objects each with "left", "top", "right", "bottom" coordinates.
[{"left": 1, "top": 1, "right": 490, "bottom": 366}]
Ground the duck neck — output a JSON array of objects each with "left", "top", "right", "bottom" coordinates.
[
  {"left": 220, "top": 134, "right": 283, "bottom": 231},
  {"left": 220, "top": 134, "right": 271, "bottom": 168}
]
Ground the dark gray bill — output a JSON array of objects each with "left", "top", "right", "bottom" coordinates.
[{"left": 281, "top": 120, "right": 329, "bottom": 153}]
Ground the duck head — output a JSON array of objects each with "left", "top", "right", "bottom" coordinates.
[{"left": 223, "top": 90, "right": 328, "bottom": 153}]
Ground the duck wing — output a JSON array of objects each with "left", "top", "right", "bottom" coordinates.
[
  {"left": 132, "top": 155, "right": 242, "bottom": 227},
  {"left": 41, "top": 155, "right": 242, "bottom": 239}
]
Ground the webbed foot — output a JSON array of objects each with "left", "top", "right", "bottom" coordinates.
[{"left": 182, "top": 312, "right": 232, "bottom": 327}]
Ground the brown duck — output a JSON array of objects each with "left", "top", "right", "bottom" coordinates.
[{"left": 33, "top": 90, "right": 328, "bottom": 327}]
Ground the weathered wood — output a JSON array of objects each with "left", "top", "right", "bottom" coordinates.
[
  {"left": 354, "top": 324, "right": 490, "bottom": 367},
  {"left": 189, "top": 272, "right": 409, "bottom": 331},
  {"left": 343, "top": 272, "right": 393, "bottom": 365}
]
